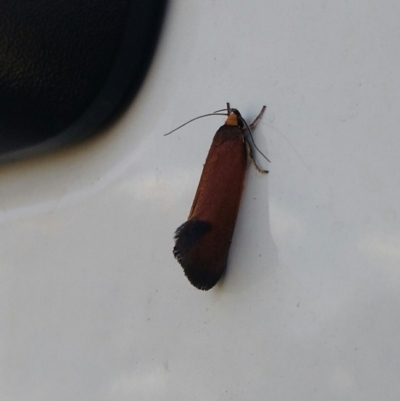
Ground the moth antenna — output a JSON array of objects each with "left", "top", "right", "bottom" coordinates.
[
  {"left": 213, "top": 107, "right": 229, "bottom": 113},
  {"left": 164, "top": 113, "right": 228, "bottom": 136},
  {"left": 246, "top": 128, "right": 271, "bottom": 164}
]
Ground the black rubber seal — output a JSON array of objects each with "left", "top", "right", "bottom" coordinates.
[{"left": 0, "top": 0, "right": 168, "bottom": 160}]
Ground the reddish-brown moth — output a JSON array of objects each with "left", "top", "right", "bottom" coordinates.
[{"left": 167, "top": 104, "right": 268, "bottom": 290}]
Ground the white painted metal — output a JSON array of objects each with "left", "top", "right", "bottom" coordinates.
[{"left": 1, "top": 1, "right": 400, "bottom": 400}]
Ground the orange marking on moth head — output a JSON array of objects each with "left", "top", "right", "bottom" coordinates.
[{"left": 225, "top": 112, "right": 239, "bottom": 126}]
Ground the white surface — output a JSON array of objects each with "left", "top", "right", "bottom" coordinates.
[{"left": 1, "top": 1, "right": 400, "bottom": 400}]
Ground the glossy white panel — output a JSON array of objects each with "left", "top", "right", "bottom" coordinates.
[{"left": 1, "top": 1, "right": 400, "bottom": 400}]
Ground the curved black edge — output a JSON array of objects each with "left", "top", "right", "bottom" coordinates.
[{"left": 0, "top": 0, "right": 169, "bottom": 163}]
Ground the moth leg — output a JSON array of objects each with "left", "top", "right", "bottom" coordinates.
[
  {"left": 246, "top": 139, "right": 268, "bottom": 174},
  {"left": 248, "top": 106, "right": 266, "bottom": 130}
]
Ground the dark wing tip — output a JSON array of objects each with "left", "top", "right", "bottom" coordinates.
[
  {"left": 173, "top": 219, "right": 222, "bottom": 290},
  {"left": 173, "top": 219, "right": 211, "bottom": 263},
  {"left": 182, "top": 263, "right": 223, "bottom": 291}
]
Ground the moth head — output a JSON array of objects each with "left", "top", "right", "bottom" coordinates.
[{"left": 225, "top": 108, "right": 244, "bottom": 128}]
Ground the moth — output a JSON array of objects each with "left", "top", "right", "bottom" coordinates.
[{"left": 167, "top": 104, "right": 268, "bottom": 290}]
